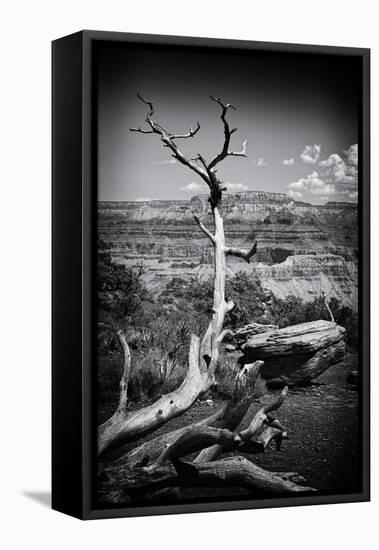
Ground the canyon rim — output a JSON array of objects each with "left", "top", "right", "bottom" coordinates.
[{"left": 98, "top": 191, "right": 358, "bottom": 310}]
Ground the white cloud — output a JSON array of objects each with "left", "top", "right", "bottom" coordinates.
[
  {"left": 157, "top": 159, "right": 177, "bottom": 165},
  {"left": 345, "top": 143, "right": 358, "bottom": 167},
  {"left": 257, "top": 158, "right": 268, "bottom": 167},
  {"left": 180, "top": 181, "right": 206, "bottom": 192},
  {"left": 134, "top": 197, "right": 157, "bottom": 202},
  {"left": 319, "top": 144, "right": 358, "bottom": 187},
  {"left": 348, "top": 191, "right": 358, "bottom": 201},
  {"left": 224, "top": 182, "right": 248, "bottom": 191},
  {"left": 300, "top": 144, "right": 321, "bottom": 165},
  {"left": 287, "top": 189, "right": 302, "bottom": 199},
  {"left": 289, "top": 171, "right": 336, "bottom": 196},
  {"left": 283, "top": 158, "right": 295, "bottom": 166}
]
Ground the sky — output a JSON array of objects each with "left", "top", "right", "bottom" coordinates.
[{"left": 95, "top": 41, "right": 361, "bottom": 204}]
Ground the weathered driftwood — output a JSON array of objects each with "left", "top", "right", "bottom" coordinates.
[
  {"left": 98, "top": 333, "right": 218, "bottom": 455},
  {"left": 104, "top": 360, "right": 265, "bottom": 471},
  {"left": 195, "top": 386, "right": 287, "bottom": 463},
  {"left": 100, "top": 388, "right": 308, "bottom": 501},
  {"left": 230, "top": 322, "right": 279, "bottom": 347},
  {"left": 241, "top": 320, "right": 346, "bottom": 386},
  {"left": 100, "top": 456, "right": 315, "bottom": 502},
  {"left": 242, "top": 320, "right": 345, "bottom": 357}
]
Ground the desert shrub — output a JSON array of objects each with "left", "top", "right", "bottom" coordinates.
[
  {"left": 213, "top": 355, "right": 240, "bottom": 398},
  {"left": 97, "top": 239, "right": 148, "bottom": 328},
  {"left": 159, "top": 272, "right": 273, "bottom": 332},
  {"left": 98, "top": 345, "right": 187, "bottom": 405},
  {"left": 271, "top": 294, "right": 358, "bottom": 350},
  {"left": 214, "top": 354, "right": 267, "bottom": 400},
  {"left": 225, "top": 272, "right": 273, "bottom": 329}
]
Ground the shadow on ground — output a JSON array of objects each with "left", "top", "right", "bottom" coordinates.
[{"left": 23, "top": 491, "right": 51, "bottom": 508}]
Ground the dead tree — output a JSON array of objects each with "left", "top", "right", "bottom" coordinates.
[{"left": 97, "top": 95, "right": 315, "bottom": 502}]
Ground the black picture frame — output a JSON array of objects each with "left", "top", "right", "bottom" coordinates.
[{"left": 52, "top": 30, "right": 370, "bottom": 520}]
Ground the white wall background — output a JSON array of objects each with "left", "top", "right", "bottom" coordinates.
[{"left": 0, "top": 1, "right": 377, "bottom": 548}]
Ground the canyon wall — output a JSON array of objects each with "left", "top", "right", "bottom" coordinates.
[{"left": 98, "top": 191, "right": 358, "bottom": 309}]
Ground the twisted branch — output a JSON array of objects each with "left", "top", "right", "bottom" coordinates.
[
  {"left": 208, "top": 96, "right": 248, "bottom": 169},
  {"left": 224, "top": 241, "right": 257, "bottom": 263}
]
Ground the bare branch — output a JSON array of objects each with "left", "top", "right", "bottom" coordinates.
[
  {"left": 116, "top": 330, "right": 131, "bottom": 412},
  {"left": 208, "top": 96, "right": 247, "bottom": 170},
  {"left": 239, "top": 425, "right": 288, "bottom": 454},
  {"left": 130, "top": 94, "right": 210, "bottom": 185},
  {"left": 239, "top": 386, "right": 288, "bottom": 441},
  {"left": 193, "top": 214, "right": 216, "bottom": 243},
  {"left": 170, "top": 122, "right": 201, "bottom": 140},
  {"left": 195, "top": 385, "right": 288, "bottom": 463},
  {"left": 224, "top": 241, "right": 257, "bottom": 263},
  {"left": 136, "top": 93, "right": 154, "bottom": 118},
  {"left": 216, "top": 328, "right": 233, "bottom": 345},
  {"left": 228, "top": 139, "right": 248, "bottom": 158},
  {"left": 321, "top": 290, "right": 335, "bottom": 323},
  {"left": 156, "top": 426, "right": 240, "bottom": 465},
  {"left": 129, "top": 127, "right": 154, "bottom": 134}
]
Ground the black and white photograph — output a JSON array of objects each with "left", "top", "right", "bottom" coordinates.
[
  {"left": 2, "top": 0, "right": 377, "bottom": 544},
  {"left": 95, "top": 39, "right": 366, "bottom": 509}
]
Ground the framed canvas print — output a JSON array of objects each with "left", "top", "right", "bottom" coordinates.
[{"left": 52, "top": 30, "right": 370, "bottom": 520}]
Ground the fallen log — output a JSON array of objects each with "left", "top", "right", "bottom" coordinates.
[
  {"left": 241, "top": 320, "right": 346, "bottom": 386},
  {"left": 229, "top": 321, "right": 279, "bottom": 347},
  {"left": 100, "top": 456, "right": 315, "bottom": 501}
]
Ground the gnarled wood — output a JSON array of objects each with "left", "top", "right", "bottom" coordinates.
[
  {"left": 263, "top": 340, "right": 346, "bottom": 387},
  {"left": 242, "top": 320, "right": 345, "bottom": 358},
  {"left": 100, "top": 456, "right": 315, "bottom": 500},
  {"left": 98, "top": 334, "right": 217, "bottom": 455},
  {"left": 104, "top": 360, "right": 265, "bottom": 471},
  {"left": 224, "top": 241, "right": 257, "bottom": 263},
  {"left": 195, "top": 386, "right": 288, "bottom": 463},
  {"left": 241, "top": 319, "right": 346, "bottom": 387}
]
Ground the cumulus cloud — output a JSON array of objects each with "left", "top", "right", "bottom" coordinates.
[
  {"left": 287, "top": 189, "right": 303, "bottom": 199},
  {"left": 345, "top": 143, "right": 358, "bottom": 167},
  {"left": 157, "top": 159, "right": 177, "bottom": 165},
  {"left": 180, "top": 181, "right": 206, "bottom": 192},
  {"left": 300, "top": 144, "right": 321, "bottom": 165},
  {"left": 288, "top": 171, "right": 336, "bottom": 196},
  {"left": 287, "top": 144, "right": 358, "bottom": 203},
  {"left": 224, "top": 182, "right": 248, "bottom": 191},
  {"left": 319, "top": 144, "right": 358, "bottom": 187},
  {"left": 257, "top": 158, "right": 268, "bottom": 167},
  {"left": 283, "top": 158, "right": 295, "bottom": 166}
]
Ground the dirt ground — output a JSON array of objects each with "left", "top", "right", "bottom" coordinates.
[{"left": 98, "top": 353, "right": 361, "bottom": 502}]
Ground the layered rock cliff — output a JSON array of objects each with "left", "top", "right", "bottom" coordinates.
[{"left": 98, "top": 191, "right": 358, "bottom": 309}]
